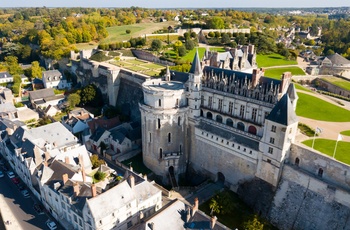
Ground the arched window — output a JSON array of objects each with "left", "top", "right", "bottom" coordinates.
[
  {"left": 178, "top": 117, "right": 181, "bottom": 126},
  {"left": 168, "top": 133, "right": 171, "bottom": 143},
  {"left": 159, "top": 148, "right": 163, "bottom": 159},
  {"left": 318, "top": 168, "right": 323, "bottom": 177},
  {"left": 207, "top": 112, "right": 213, "bottom": 120},
  {"left": 216, "top": 115, "right": 223, "bottom": 123},
  {"left": 226, "top": 118, "right": 234, "bottom": 127},
  {"left": 237, "top": 122, "right": 245, "bottom": 131},
  {"left": 295, "top": 158, "right": 300, "bottom": 166},
  {"left": 158, "top": 119, "right": 161, "bottom": 129},
  {"left": 159, "top": 99, "right": 161, "bottom": 107},
  {"left": 248, "top": 126, "right": 257, "bottom": 135},
  {"left": 200, "top": 109, "right": 203, "bottom": 117},
  {"left": 179, "top": 145, "right": 182, "bottom": 153}
]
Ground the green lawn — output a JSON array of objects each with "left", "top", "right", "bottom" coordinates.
[
  {"left": 142, "top": 63, "right": 164, "bottom": 69},
  {"left": 302, "top": 139, "right": 350, "bottom": 165},
  {"left": 257, "top": 53, "right": 297, "bottom": 67},
  {"left": 296, "top": 92, "right": 350, "bottom": 121},
  {"left": 121, "top": 153, "right": 152, "bottom": 175},
  {"left": 111, "top": 59, "right": 163, "bottom": 76},
  {"left": 320, "top": 76, "right": 350, "bottom": 91},
  {"left": 340, "top": 130, "right": 350, "bottom": 136},
  {"left": 264, "top": 67, "right": 305, "bottom": 80},
  {"left": 127, "top": 59, "right": 148, "bottom": 65},
  {"left": 294, "top": 83, "right": 313, "bottom": 92},
  {"left": 101, "top": 21, "right": 177, "bottom": 44}
]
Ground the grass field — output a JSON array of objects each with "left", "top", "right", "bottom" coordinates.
[
  {"left": 302, "top": 139, "right": 350, "bottom": 165},
  {"left": 340, "top": 130, "right": 350, "bottom": 136},
  {"left": 296, "top": 92, "right": 350, "bottom": 122},
  {"left": 257, "top": 53, "right": 297, "bottom": 67},
  {"left": 264, "top": 67, "right": 305, "bottom": 80},
  {"left": 320, "top": 76, "right": 350, "bottom": 91},
  {"left": 111, "top": 58, "right": 164, "bottom": 77},
  {"left": 74, "top": 42, "right": 98, "bottom": 50},
  {"left": 121, "top": 153, "right": 152, "bottom": 175},
  {"left": 101, "top": 21, "right": 177, "bottom": 44},
  {"left": 165, "top": 47, "right": 206, "bottom": 63},
  {"left": 294, "top": 83, "right": 313, "bottom": 92}
]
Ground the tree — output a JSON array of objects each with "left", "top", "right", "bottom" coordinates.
[
  {"left": 151, "top": 39, "right": 162, "bottom": 52},
  {"left": 178, "top": 46, "right": 187, "bottom": 57},
  {"left": 185, "top": 39, "right": 195, "bottom": 51},
  {"left": 221, "top": 33, "right": 231, "bottom": 44},
  {"left": 206, "top": 17, "right": 225, "bottom": 29},
  {"left": 209, "top": 198, "right": 221, "bottom": 215},
  {"left": 4, "top": 56, "right": 23, "bottom": 75},
  {"left": 31, "top": 61, "right": 42, "bottom": 79},
  {"left": 208, "top": 31, "right": 215, "bottom": 38},
  {"left": 243, "top": 215, "right": 264, "bottom": 230},
  {"left": 126, "top": 29, "right": 131, "bottom": 34},
  {"left": 67, "top": 93, "right": 80, "bottom": 108},
  {"left": 80, "top": 84, "right": 97, "bottom": 105},
  {"left": 94, "top": 171, "right": 107, "bottom": 181},
  {"left": 90, "top": 155, "right": 106, "bottom": 169}
]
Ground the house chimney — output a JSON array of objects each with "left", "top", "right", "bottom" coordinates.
[
  {"left": 210, "top": 216, "right": 217, "bottom": 229},
  {"left": 44, "top": 152, "right": 50, "bottom": 165},
  {"left": 248, "top": 44, "right": 255, "bottom": 54},
  {"left": 91, "top": 184, "right": 97, "bottom": 197},
  {"left": 143, "top": 174, "right": 147, "bottom": 181},
  {"left": 186, "top": 207, "right": 191, "bottom": 222},
  {"left": 62, "top": 173, "right": 68, "bottom": 184},
  {"left": 139, "top": 211, "right": 144, "bottom": 220},
  {"left": 65, "top": 156, "right": 70, "bottom": 165},
  {"left": 192, "top": 197, "right": 199, "bottom": 216},
  {"left": 73, "top": 182, "right": 80, "bottom": 197},
  {"left": 280, "top": 72, "right": 292, "bottom": 93},
  {"left": 251, "top": 68, "right": 264, "bottom": 88},
  {"left": 79, "top": 155, "right": 86, "bottom": 183},
  {"left": 128, "top": 175, "right": 135, "bottom": 189}
]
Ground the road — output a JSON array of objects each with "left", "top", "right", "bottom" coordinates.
[{"left": 0, "top": 172, "right": 51, "bottom": 230}]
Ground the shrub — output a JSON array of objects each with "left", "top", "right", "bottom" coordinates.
[
  {"left": 94, "top": 171, "right": 107, "bottom": 181},
  {"left": 126, "top": 29, "right": 131, "bottom": 34}
]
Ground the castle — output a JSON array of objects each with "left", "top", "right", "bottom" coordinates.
[
  {"left": 139, "top": 49, "right": 298, "bottom": 188},
  {"left": 72, "top": 49, "right": 350, "bottom": 229}
]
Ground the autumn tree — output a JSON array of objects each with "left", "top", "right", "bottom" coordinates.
[
  {"left": 31, "top": 61, "right": 42, "bottom": 79},
  {"left": 67, "top": 93, "right": 81, "bottom": 108}
]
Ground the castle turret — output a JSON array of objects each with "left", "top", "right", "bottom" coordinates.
[
  {"left": 187, "top": 50, "right": 202, "bottom": 119},
  {"left": 257, "top": 93, "right": 298, "bottom": 186}
]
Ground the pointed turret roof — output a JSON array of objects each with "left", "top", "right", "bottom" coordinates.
[
  {"left": 189, "top": 49, "right": 202, "bottom": 75},
  {"left": 266, "top": 94, "right": 298, "bottom": 126},
  {"left": 287, "top": 83, "right": 298, "bottom": 100}
]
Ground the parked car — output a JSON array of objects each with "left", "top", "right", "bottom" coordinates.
[
  {"left": 46, "top": 219, "right": 57, "bottom": 230},
  {"left": 33, "top": 203, "right": 44, "bottom": 214},
  {"left": 11, "top": 177, "right": 20, "bottom": 184},
  {"left": 21, "top": 189, "right": 30, "bottom": 198},
  {"left": 7, "top": 171, "right": 15, "bottom": 178},
  {"left": 0, "top": 171, "right": 3, "bottom": 178}
]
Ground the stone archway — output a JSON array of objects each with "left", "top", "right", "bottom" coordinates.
[
  {"left": 207, "top": 112, "right": 213, "bottom": 120},
  {"left": 169, "top": 166, "right": 174, "bottom": 174},
  {"left": 217, "top": 172, "right": 225, "bottom": 185},
  {"left": 248, "top": 125, "right": 257, "bottom": 135},
  {"left": 237, "top": 122, "right": 245, "bottom": 131}
]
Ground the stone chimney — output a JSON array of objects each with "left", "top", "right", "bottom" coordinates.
[
  {"left": 62, "top": 173, "right": 68, "bottom": 184},
  {"left": 186, "top": 207, "right": 191, "bottom": 222},
  {"left": 91, "top": 184, "right": 97, "bottom": 197},
  {"left": 143, "top": 174, "right": 147, "bottom": 181},
  {"left": 139, "top": 210, "right": 144, "bottom": 220},
  {"left": 73, "top": 182, "right": 80, "bottom": 197},
  {"left": 251, "top": 68, "right": 264, "bottom": 88},
  {"left": 210, "top": 216, "right": 217, "bottom": 229},
  {"left": 65, "top": 156, "right": 70, "bottom": 165},
  {"left": 44, "top": 152, "right": 50, "bottom": 164},
  {"left": 79, "top": 155, "right": 86, "bottom": 183},
  {"left": 128, "top": 175, "right": 135, "bottom": 189},
  {"left": 248, "top": 44, "right": 255, "bottom": 54},
  {"left": 192, "top": 197, "right": 199, "bottom": 216},
  {"left": 280, "top": 72, "right": 292, "bottom": 93}
]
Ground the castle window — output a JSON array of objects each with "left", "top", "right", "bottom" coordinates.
[
  {"left": 295, "top": 157, "right": 300, "bottom": 166},
  {"left": 251, "top": 108, "right": 257, "bottom": 122},
  {"left": 232, "top": 143, "right": 235, "bottom": 147},
  {"left": 255, "top": 92, "right": 259, "bottom": 100},
  {"left": 168, "top": 133, "right": 171, "bottom": 143},
  {"left": 216, "top": 115, "right": 223, "bottom": 123},
  {"left": 186, "top": 98, "right": 189, "bottom": 105},
  {"left": 226, "top": 118, "right": 234, "bottom": 127},
  {"left": 208, "top": 96, "right": 212, "bottom": 108},
  {"left": 159, "top": 148, "right": 163, "bottom": 159},
  {"left": 149, "top": 133, "right": 152, "bottom": 143},
  {"left": 271, "top": 125, "right": 276, "bottom": 132},
  {"left": 239, "top": 105, "right": 245, "bottom": 117},
  {"left": 243, "top": 148, "right": 246, "bottom": 152},
  {"left": 267, "top": 159, "right": 271, "bottom": 163},
  {"left": 158, "top": 119, "right": 161, "bottom": 129},
  {"left": 265, "top": 112, "right": 269, "bottom": 118},
  {"left": 318, "top": 168, "right": 323, "bottom": 177},
  {"left": 238, "top": 146, "right": 240, "bottom": 150},
  {"left": 201, "top": 95, "right": 204, "bottom": 105},
  {"left": 218, "top": 99, "right": 223, "bottom": 111},
  {"left": 228, "top": 102, "right": 233, "bottom": 114},
  {"left": 268, "top": 147, "right": 273, "bottom": 154},
  {"left": 178, "top": 117, "right": 181, "bottom": 126},
  {"left": 180, "top": 145, "right": 182, "bottom": 153},
  {"left": 249, "top": 150, "right": 252, "bottom": 154},
  {"left": 176, "top": 99, "right": 179, "bottom": 107},
  {"left": 159, "top": 99, "right": 161, "bottom": 107},
  {"left": 270, "top": 137, "right": 275, "bottom": 144}
]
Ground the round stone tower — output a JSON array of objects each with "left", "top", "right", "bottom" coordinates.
[{"left": 139, "top": 78, "right": 189, "bottom": 185}]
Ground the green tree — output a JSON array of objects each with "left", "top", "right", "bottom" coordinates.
[
  {"left": 67, "top": 93, "right": 80, "bottom": 108},
  {"left": 4, "top": 56, "right": 23, "bottom": 75},
  {"left": 185, "top": 39, "right": 195, "bottom": 51},
  {"left": 178, "top": 46, "right": 187, "bottom": 57},
  {"left": 151, "top": 39, "right": 163, "bottom": 52},
  {"left": 206, "top": 17, "right": 225, "bottom": 29},
  {"left": 31, "top": 61, "right": 42, "bottom": 79},
  {"left": 94, "top": 171, "right": 107, "bottom": 181},
  {"left": 80, "top": 84, "right": 97, "bottom": 105},
  {"left": 243, "top": 215, "right": 264, "bottom": 230},
  {"left": 209, "top": 198, "right": 221, "bottom": 215},
  {"left": 221, "top": 33, "right": 231, "bottom": 44}
]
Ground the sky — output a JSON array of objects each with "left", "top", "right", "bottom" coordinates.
[{"left": 2, "top": 0, "right": 350, "bottom": 8}]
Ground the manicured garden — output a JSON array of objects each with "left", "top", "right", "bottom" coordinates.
[
  {"left": 302, "top": 139, "right": 350, "bottom": 165},
  {"left": 340, "top": 130, "right": 350, "bottom": 136},
  {"left": 111, "top": 58, "right": 164, "bottom": 76},
  {"left": 296, "top": 92, "right": 350, "bottom": 122},
  {"left": 257, "top": 53, "right": 297, "bottom": 67},
  {"left": 264, "top": 67, "right": 305, "bottom": 80},
  {"left": 320, "top": 76, "right": 350, "bottom": 91}
]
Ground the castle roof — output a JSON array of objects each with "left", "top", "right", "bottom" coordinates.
[
  {"left": 266, "top": 94, "right": 298, "bottom": 126},
  {"left": 189, "top": 49, "right": 202, "bottom": 75},
  {"left": 326, "top": 53, "right": 350, "bottom": 65},
  {"left": 287, "top": 83, "right": 298, "bottom": 100}
]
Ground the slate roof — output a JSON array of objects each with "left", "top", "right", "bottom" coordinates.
[
  {"left": 197, "top": 121, "right": 260, "bottom": 151},
  {"left": 90, "top": 127, "right": 107, "bottom": 142},
  {"left": 266, "top": 94, "right": 298, "bottom": 126},
  {"left": 0, "top": 72, "right": 12, "bottom": 79},
  {"left": 0, "top": 118, "right": 24, "bottom": 130},
  {"left": 0, "top": 102, "right": 17, "bottom": 113},
  {"left": 110, "top": 127, "right": 127, "bottom": 143},
  {"left": 42, "top": 70, "right": 63, "bottom": 82},
  {"left": 45, "top": 160, "right": 78, "bottom": 189},
  {"left": 287, "top": 83, "right": 298, "bottom": 100},
  {"left": 170, "top": 70, "right": 189, "bottom": 83},
  {"left": 189, "top": 50, "right": 202, "bottom": 75},
  {"left": 326, "top": 53, "right": 350, "bottom": 65},
  {"left": 29, "top": 88, "right": 55, "bottom": 100}
]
